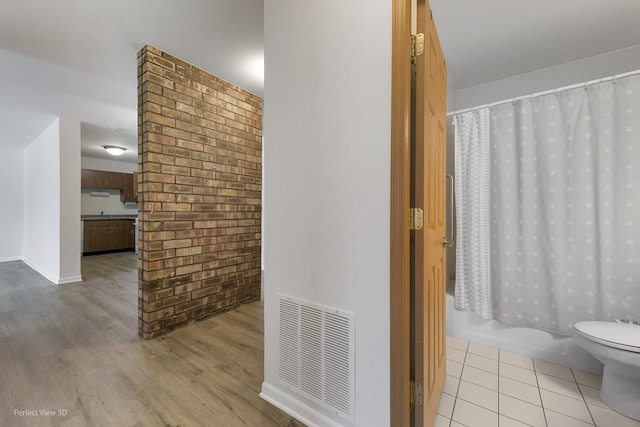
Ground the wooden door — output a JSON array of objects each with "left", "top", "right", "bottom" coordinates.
[
  {"left": 390, "top": 0, "right": 446, "bottom": 425},
  {"left": 390, "top": 0, "right": 413, "bottom": 423},
  {"left": 411, "top": 0, "right": 447, "bottom": 425}
]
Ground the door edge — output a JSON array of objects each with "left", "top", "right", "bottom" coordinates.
[{"left": 390, "top": 0, "right": 412, "bottom": 425}]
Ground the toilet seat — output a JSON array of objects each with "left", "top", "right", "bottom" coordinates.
[{"left": 574, "top": 321, "right": 640, "bottom": 353}]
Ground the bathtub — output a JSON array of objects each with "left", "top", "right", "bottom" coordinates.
[{"left": 445, "top": 293, "right": 603, "bottom": 374}]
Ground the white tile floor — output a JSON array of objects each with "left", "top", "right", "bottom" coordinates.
[{"left": 435, "top": 336, "right": 640, "bottom": 427}]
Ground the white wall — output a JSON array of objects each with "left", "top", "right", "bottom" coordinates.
[
  {"left": 263, "top": 1, "right": 391, "bottom": 426},
  {"left": 81, "top": 156, "right": 137, "bottom": 174},
  {"left": 449, "top": 44, "right": 640, "bottom": 112},
  {"left": 23, "top": 117, "right": 82, "bottom": 284},
  {"left": 59, "top": 118, "right": 82, "bottom": 284},
  {"left": 0, "top": 146, "right": 24, "bottom": 261},
  {"left": 23, "top": 119, "right": 62, "bottom": 283},
  {"left": 81, "top": 189, "right": 138, "bottom": 216}
]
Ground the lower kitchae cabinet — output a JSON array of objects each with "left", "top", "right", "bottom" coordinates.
[{"left": 83, "top": 219, "right": 135, "bottom": 254}]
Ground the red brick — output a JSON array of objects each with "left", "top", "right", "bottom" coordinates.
[
  {"left": 175, "top": 212, "right": 203, "bottom": 221},
  {"left": 139, "top": 45, "right": 262, "bottom": 338},
  {"left": 142, "top": 288, "right": 174, "bottom": 303},
  {"left": 146, "top": 231, "right": 176, "bottom": 241},
  {"left": 175, "top": 229, "right": 203, "bottom": 239},
  {"left": 163, "top": 239, "right": 193, "bottom": 249},
  {"left": 174, "top": 281, "right": 202, "bottom": 295},
  {"left": 162, "top": 203, "right": 192, "bottom": 212},
  {"left": 145, "top": 172, "right": 175, "bottom": 184},
  {"left": 143, "top": 92, "right": 176, "bottom": 109},
  {"left": 176, "top": 139, "right": 204, "bottom": 153},
  {"left": 164, "top": 184, "right": 193, "bottom": 193},
  {"left": 142, "top": 307, "right": 175, "bottom": 322},
  {"left": 147, "top": 51, "right": 176, "bottom": 71},
  {"left": 161, "top": 107, "right": 191, "bottom": 122},
  {"left": 176, "top": 194, "right": 203, "bottom": 204},
  {"left": 162, "top": 88, "right": 192, "bottom": 105},
  {"left": 175, "top": 176, "right": 203, "bottom": 186},
  {"left": 160, "top": 164, "right": 191, "bottom": 176},
  {"left": 147, "top": 249, "right": 176, "bottom": 261},
  {"left": 175, "top": 299, "right": 202, "bottom": 314},
  {"left": 176, "top": 246, "right": 203, "bottom": 257},
  {"left": 142, "top": 71, "right": 174, "bottom": 90},
  {"left": 147, "top": 212, "right": 176, "bottom": 221},
  {"left": 164, "top": 257, "right": 194, "bottom": 268}
]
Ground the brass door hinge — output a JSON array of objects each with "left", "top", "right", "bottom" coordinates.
[
  {"left": 409, "top": 208, "right": 424, "bottom": 230},
  {"left": 410, "top": 380, "right": 423, "bottom": 405},
  {"left": 411, "top": 33, "right": 425, "bottom": 58}
]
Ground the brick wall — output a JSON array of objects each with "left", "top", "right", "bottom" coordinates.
[{"left": 137, "top": 45, "right": 262, "bottom": 338}]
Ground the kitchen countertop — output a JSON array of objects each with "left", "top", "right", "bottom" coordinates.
[{"left": 81, "top": 215, "right": 138, "bottom": 220}]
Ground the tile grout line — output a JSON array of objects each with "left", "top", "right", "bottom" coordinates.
[
  {"left": 544, "top": 408, "right": 597, "bottom": 426},
  {"left": 469, "top": 355, "right": 593, "bottom": 401},
  {"left": 497, "top": 350, "right": 500, "bottom": 425},
  {"left": 460, "top": 364, "right": 598, "bottom": 425},
  {"left": 455, "top": 347, "right": 537, "bottom": 426},
  {"left": 447, "top": 338, "right": 607, "bottom": 427},
  {"left": 448, "top": 339, "right": 469, "bottom": 426},
  {"left": 456, "top": 354, "right": 544, "bottom": 405},
  {"left": 457, "top": 349, "right": 558, "bottom": 427},
  {"left": 499, "top": 359, "right": 535, "bottom": 372},
  {"left": 453, "top": 385, "right": 550, "bottom": 427},
  {"left": 532, "top": 360, "right": 550, "bottom": 427},
  {"left": 572, "top": 368, "right": 598, "bottom": 426},
  {"left": 499, "top": 350, "right": 543, "bottom": 427}
]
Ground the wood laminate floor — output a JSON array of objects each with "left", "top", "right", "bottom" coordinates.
[{"left": 0, "top": 253, "right": 302, "bottom": 427}]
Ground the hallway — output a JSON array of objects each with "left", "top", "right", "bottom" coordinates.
[{"left": 0, "top": 253, "right": 300, "bottom": 426}]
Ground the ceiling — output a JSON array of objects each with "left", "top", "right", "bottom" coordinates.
[
  {"left": 1, "top": 0, "right": 640, "bottom": 163},
  {"left": 429, "top": 0, "right": 640, "bottom": 90},
  {"left": 0, "top": 0, "right": 263, "bottom": 162},
  {"left": 81, "top": 123, "right": 138, "bottom": 163}
]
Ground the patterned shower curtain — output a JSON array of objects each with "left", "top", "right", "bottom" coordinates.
[
  {"left": 453, "top": 109, "right": 492, "bottom": 319},
  {"left": 454, "top": 74, "right": 640, "bottom": 335}
]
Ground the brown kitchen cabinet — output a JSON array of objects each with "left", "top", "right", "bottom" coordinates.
[
  {"left": 81, "top": 169, "right": 124, "bottom": 190},
  {"left": 120, "top": 172, "right": 138, "bottom": 202},
  {"left": 128, "top": 220, "right": 136, "bottom": 249},
  {"left": 83, "top": 220, "right": 135, "bottom": 254}
]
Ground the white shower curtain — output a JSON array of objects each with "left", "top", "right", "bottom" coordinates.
[
  {"left": 455, "top": 74, "right": 640, "bottom": 335},
  {"left": 453, "top": 109, "right": 492, "bottom": 319}
]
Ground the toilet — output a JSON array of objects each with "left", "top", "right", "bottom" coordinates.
[{"left": 572, "top": 321, "right": 640, "bottom": 421}]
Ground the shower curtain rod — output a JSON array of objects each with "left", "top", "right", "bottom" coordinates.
[{"left": 446, "top": 68, "right": 640, "bottom": 117}]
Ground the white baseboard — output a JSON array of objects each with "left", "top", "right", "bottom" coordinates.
[
  {"left": 22, "top": 257, "right": 59, "bottom": 285},
  {"left": 58, "top": 275, "right": 83, "bottom": 284},
  {"left": 12, "top": 258, "right": 82, "bottom": 285},
  {"left": 260, "top": 382, "right": 346, "bottom": 427}
]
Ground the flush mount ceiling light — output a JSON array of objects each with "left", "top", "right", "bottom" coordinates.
[
  {"left": 245, "top": 54, "right": 264, "bottom": 84},
  {"left": 103, "top": 145, "right": 126, "bottom": 156}
]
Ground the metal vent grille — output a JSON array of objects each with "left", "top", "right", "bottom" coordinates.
[
  {"left": 324, "top": 312, "right": 351, "bottom": 414},
  {"left": 278, "top": 299, "right": 299, "bottom": 388},
  {"left": 277, "top": 295, "right": 355, "bottom": 422}
]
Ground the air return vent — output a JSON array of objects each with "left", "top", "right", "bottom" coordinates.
[{"left": 277, "top": 295, "right": 355, "bottom": 422}]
